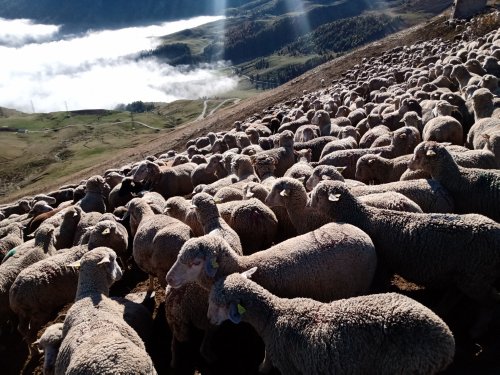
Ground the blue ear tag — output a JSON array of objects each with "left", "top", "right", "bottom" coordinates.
[
  {"left": 1, "top": 248, "right": 16, "bottom": 264},
  {"left": 229, "top": 302, "right": 243, "bottom": 324},
  {"left": 204, "top": 257, "right": 219, "bottom": 278}
]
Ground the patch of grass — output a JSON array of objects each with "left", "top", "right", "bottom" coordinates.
[{"left": 0, "top": 103, "right": 205, "bottom": 199}]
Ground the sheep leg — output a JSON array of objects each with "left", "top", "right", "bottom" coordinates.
[
  {"left": 434, "top": 287, "right": 463, "bottom": 317},
  {"left": 147, "top": 275, "right": 155, "bottom": 294},
  {"left": 468, "top": 289, "right": 500, "bottom": 339},
  {"left": 199, "top": 325, "right": 218, "bottom": 363},
  {"left": 258, "top": 349, "right": 274, "bottom": 374}
]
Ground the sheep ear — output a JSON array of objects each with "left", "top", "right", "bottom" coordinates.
[
  {"left": 97, "top": 256, "right": 110, "bottom": 265},
  {"left": 102, "top": 228, "right": 111, "bottom": 235},
  {"left": 426, "top": 150, "right": 437, "bottom": 157},
  {"left": 297, "top": 176, "right": 305, "bottom": 183},
  {"left": 68, "top": 260, "right": 81, "bottom": 269},
  {"left": 205, "top": 257, "right": 219, "bottom": 278},
  {"left": 229, "top": 302, "right": 243, "bottom": 324},
  {"left": 328, "top": 193, "right": 341, "bottom": 202},
  {"left": 241, "top": 267, "right": 257, "bottom": 279},
  {"left": 368, "top": 159, "right": 374, "bottom": 165},
  {"left": 335, "top": 166, "right": 346, "bottom": 174},
  {"left": 280, "top": 189, "right": 290, "bottom": 197},
  {"left": 246, "top": 191, "right": 254, "bottom": 198}
]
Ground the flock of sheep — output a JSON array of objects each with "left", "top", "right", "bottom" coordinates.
[{"left": 1, "top": 9, "right": 500, "bottom": 375}]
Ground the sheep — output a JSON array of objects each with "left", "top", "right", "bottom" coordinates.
[
  {"left": 466, "top": 118, "right": 500, "bottom": 149},
  {"left": 358, "top": 192, "right": 423, "bottom": 213},
  {"left": 9, "top": 220, "right": 129, "bottom": 345},
  {"left": 165, "top": 196, "right": 204, "bottom": 237},
  {"left": 0, "top": 222, "right": 24, "bottom": 259},
  {"left": 349, "top": 178, "right": 454, "bottom": 213},
  {"left": 471, "top": 88, "right": 500, "bottom": 121},
  {"left": 283, "top": 149, "right": 313, "bottom": 183},
  {"left": 127, "top": 197, "right": 192, "bottom": 293},
  {"left": 54, "top": 247, "right": 157, "bottom": 375},
  {"left": 208, "top": 272, "right": 455, "bottom": 375},
  {"left": 37, "top": 322, "right": 63, "bottom": 375},
  {"left": 408, "top": 141, "right": 500, "bottom": 221},
  {"left": 77, "top": 175, "right": 107, "bottom": 213},
  {"left": 294, "top": 125, "right": 319, "bottom": 142},
  {"left": 316, "top": 126, "right": 421, "bottom": 179},
  {"left": 319, "top": 136, "right": 357, "bottom": 160},
  {"left": 133, "top": 160, "right": 196, "bottom": 199},
  {"left": 483, "top": 131, "right": 500, "bottom": 166},
  {"left": 252, "top": 130, "right": 295, "bottom": 177},
  {"left": 53, "top": 206, "right": 82, "bottom": 250},
  {"left": 450, "top": 64, "right": 481, "bottom": 90},
  {"left": 191, "top": 154, "right": 226, "bottom": 187},
  {"left": 213, "top": 186, "right": 245, "bottom": 203},
  {"left": 108, "top": 177, "right": 143, "bottom": 212},
  {"left": 0, "top": 225, "right": 56, "bottom": 331},
  {"left": 293, "top": 136, "right": 337, "bottom": 161},
  {"left": 422, "top": 105, "right": 464, "bottom": 145},
  {"left": 359, "top": 125, "right": 391, "bottom": 148},
  {"left": 305, "top": 165, "right": 346, "bottom": 191},
  {"left": 191, "top": 193, "right": 243, "bottom": 254},
  {"left": 0, "top": 199, "right": 31, "bottom": 219},
  {"left": 167, "top": 223, "right": 377, "bottom": 303},
  {"left": 265, "top": 177, "right": 331, "bottom": 234},
  {"left": 309, "top": 180, "right": 500, "bottom": 314},
  {"left": 356, "top": 148, "right": 498, "bottom": 185},
  {"left": 217, "top": 198, "right": 278, "bottom": 255},
  {"left": 196, "top": 155, "right": 258, "bottom": 196}
]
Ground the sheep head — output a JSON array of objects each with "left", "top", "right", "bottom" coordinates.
[
  {"left": 208, "top": 268, "right": 258, "bottom": 325},
  {"left": 167, "top": 236, "right": 233, "bottom": 289},
  {"left": 408, "top": 141, "right": 452, "bottom": 174}
]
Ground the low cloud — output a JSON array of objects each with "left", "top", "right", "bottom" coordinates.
[
  {"left": 0, "top": 16, "right": 237, "bottom": 113},
  {"left": 0, "top": 18, "right": 60, "bottom": 47}
]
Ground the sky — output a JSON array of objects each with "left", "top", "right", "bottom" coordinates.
[{"left": 0, "top": 16, "right": 238, "bottom": 113}]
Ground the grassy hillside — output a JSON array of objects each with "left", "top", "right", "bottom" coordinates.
[{"left": 0, "top": 98, "right": 248, "bottom": 199}]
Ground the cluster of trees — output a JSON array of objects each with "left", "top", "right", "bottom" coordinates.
[
  {"left": 247, "top": 54, "right": 334, "bottom": 90},
  {"left": 206, "top": 1, "right": 368, "bottom": 63},
  {"left": 115, "top": 101, "right": 154, "bottom": 113},
  {"left": 281, "top": 14, "right": 404, "bottom": 55},
  {"left": 140, "top": 43, "right": 198, "bottom": 65}
]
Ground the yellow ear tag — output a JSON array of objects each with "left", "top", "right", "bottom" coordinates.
[
  {"left": 237, "top": 304, "right": 246, "bottom": 315},
  {"left": 211, "top": 258, "right": 219, "bottom": 269}
]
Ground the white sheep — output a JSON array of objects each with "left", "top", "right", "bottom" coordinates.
[
  {"left": 54, "top": 247, "right": 157, "bottom": 374},
  {"left": 208, "top": 271, "right": 455, "bottom": 375},
  {"left": 167, "top": 222, "right": 377, "bottom": 303},
  {"left": 127, "top": 198, "right": 192, "bottom": 293}
]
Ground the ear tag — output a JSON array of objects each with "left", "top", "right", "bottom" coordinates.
[
  {"left": 328, "top": 193, "right": 341, "bottom": 202},
  {"left": 102, "top": 228, "right": 111, "bottom": 235},
  {"left": 426, "top": 150, "right": 437, "bottom": 157},
  {"left": 211, "top": 258, "right": 219, "bottom": 269},
  {"left": 237, "top": 304, "right": 247, "bottom": 315}
]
